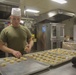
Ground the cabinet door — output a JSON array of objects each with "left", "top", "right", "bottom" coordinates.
[
  {"left": 74, "top": 25, "right": 76, "bottom": 41},
  {"left": 51, "top": 25, "right": 57, "bottom": 38},
  {"left": 60, "top": 26, "right": 64, "bottom": 37}
]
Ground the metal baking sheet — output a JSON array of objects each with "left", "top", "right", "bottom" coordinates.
[
  {"left": 31, "top": 55, "right": 72, "bottom": 67},
  {"left": 24, "top": 50, "right": 74, "bottom": 67},
  {"left": 0, "top": 58, "right": 50, "bottom": 75}
]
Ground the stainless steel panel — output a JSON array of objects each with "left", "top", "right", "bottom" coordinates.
[
  {"left": 50, "top": 23, "right": 64, "bottom": 49},
  {"left": 36, "top": 23, "right": 64, "bottom": 50},
  {"left": 36, "top": 23, "right": 51, "bottom": 51},
  {"left": 0, "top": 58, "right": 49, "bottom": 75}
]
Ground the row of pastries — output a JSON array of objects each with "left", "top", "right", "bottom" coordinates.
[{"left": 24, "top": 48, "right": 76, "bottom": 66}]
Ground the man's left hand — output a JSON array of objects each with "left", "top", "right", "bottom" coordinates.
[{"left": 24, "top": 44, "right": 31, "bottom": 53}]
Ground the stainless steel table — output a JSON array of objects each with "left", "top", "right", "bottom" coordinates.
[
  {"left": 62, "top": 41, "right": 76, "bottom": 50},
  {"left": 0, "top": 58, "right": 50, "bottom": 75},
  {"left": 33, "top": 62, "right": 76, "bottom": 75}
]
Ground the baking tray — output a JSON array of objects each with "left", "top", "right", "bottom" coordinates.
[
  {"left": 23, "top": 49, "right": 75, "bottom": 67},
  {"left": 29, "top": 55, "right": 72, "bottom": 67},
  {"left": 0, "top": 58, "right": 50, "bottom": 75}
]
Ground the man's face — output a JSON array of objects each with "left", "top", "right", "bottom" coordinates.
[{"left": 10, "top": 16, "right": 21, "bottom": 27}]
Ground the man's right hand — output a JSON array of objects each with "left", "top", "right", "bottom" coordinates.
[{"left": 12, "top": 50, "right": 22, "bottom": 58}]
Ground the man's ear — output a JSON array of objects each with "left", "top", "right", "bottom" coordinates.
[
  {"left": 10, "top": 16, "right": 12, "bottom": 19},
  {"left": 9, "top": 16, "right": 12, "bottom": 23}
]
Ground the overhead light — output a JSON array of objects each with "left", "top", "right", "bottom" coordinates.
[
  {"left": 51, "top": 0, "right": 67, "bottom": 4},
  {"left": 20, "top": 20, "right": 24, "bottom": 24},
  {"left": 0, "top": 0, "right": 5, "bottom": 2},
  {"left": 48, "top": 12, "right": 56, "bottom": 17},
  {"left": 25, "top": 9, "right": 40, "bottom": 13}
]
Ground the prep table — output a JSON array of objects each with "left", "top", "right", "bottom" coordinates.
[
  {"left": 0, "top": 48, "right": 76, "bottom": 75},
  {"left": 62, "top": 41, "right": 76, "bottom": 50},
  {"left": 24, "top": 48, "right": 76, "bottom": 67},
  {"left": 0, "top": 57, "right": 50, "bottom": 75},
  {"left": 32, "top": 62, "right": 76, "bottom": 75}
]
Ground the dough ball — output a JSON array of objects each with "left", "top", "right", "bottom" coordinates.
[
  {"left": 13, "top": 58, "right": 18, "bottom": 61},
  {"left": 1, "top": 63, "right": 6, "bottom": 67},
  {"left": 3, "top": 58, "right": 10, "bottom": 62},
  {"left": 9, "top": 60, "right": 15, "bottom": 63},
  {"left": 11, "top": 57, "right": 15, "bottom": 59},
  {"left": 16, "top": 59, "right": 21, "bottom": 62},
  {"left": 20, "top": 57, "right": 27, "bottom": 61}
]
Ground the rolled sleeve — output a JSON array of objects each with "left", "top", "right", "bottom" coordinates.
[{"left": 0, "top": 29, "right": 7, "bottom": 43}]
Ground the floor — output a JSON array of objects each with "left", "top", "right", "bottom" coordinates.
[{"left": 32, "top": 62, "right": 76, "bottom": 75}]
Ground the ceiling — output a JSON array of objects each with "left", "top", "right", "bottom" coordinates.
[
  {"left": 0, "top": 0, "right": 76, "bottom": 22},
  {"left": 20, "top": 0, "right": 76, "bottom": 16},
  {"left": 19, "top": 0, "right": 76, "bottom": 23},
  {"left": 0, "top": 0, "right": 76, "bottom": 15},
  {"left": 0, "top": 0, "right": 19, "bottom": 6}
]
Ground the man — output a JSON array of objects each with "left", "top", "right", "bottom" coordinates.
[{"left": 0, "top": 8, "right": 33, "bottom": 58}]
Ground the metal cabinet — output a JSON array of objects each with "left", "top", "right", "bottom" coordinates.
[
  {"left": 50, "top": 23, "right": 64, "bottom": 49},
  {"left": 36, "top": 23, "right": 64, "bottom": 51}
]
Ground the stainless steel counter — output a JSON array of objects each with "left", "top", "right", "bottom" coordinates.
[
  {"left": 0, "top": 49, "right": 75, "bottom": 75},
  {"left": 33, "top": 62, "right": 76, "bottom": 75},
  {"left": 62, "top": 41, "right": 76, "bottom": 50},
  {"left": 0, "top": 58, "right": 50, "bottom": 75}
]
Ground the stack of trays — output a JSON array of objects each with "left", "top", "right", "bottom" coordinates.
[{"left": 24, "top": 48, "right": 76, "bottom": 66}]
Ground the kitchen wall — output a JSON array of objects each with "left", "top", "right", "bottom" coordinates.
[{"left": 62, "top": 18, "right": 74, "bottom": 39}]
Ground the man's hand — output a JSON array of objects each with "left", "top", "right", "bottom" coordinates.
[
  {"left": 12, "top": 50, "right": 22, "bottom": 58},
  {"left": 25, "top": 44, "right": 31, "bottom": 53},
  {"left": 24, "top": 37, "right": 33, "bottom": 53}
]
